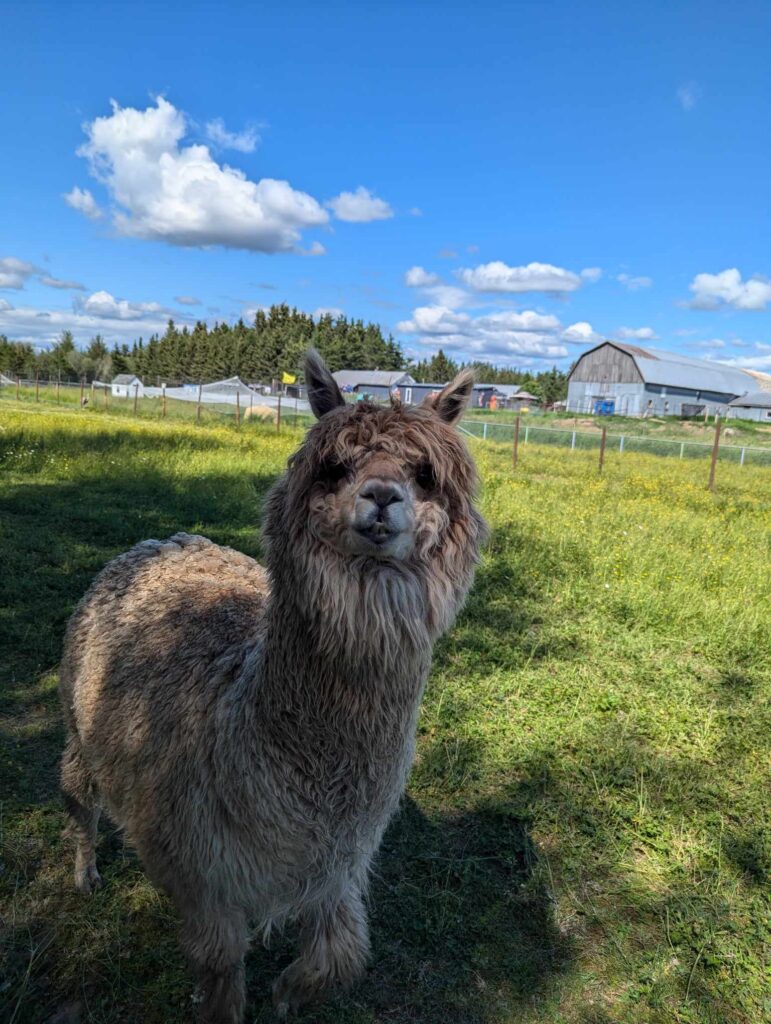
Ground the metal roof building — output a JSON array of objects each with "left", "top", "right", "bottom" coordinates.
[
  {"left": 567, "top": 341, "right": 761, "bottom": 417},
  {"left": 728, "top": 390, "right": 771, "bottom": 423},
  {"left": 332, "top": 370, "right": 416, "bottom": 400}
]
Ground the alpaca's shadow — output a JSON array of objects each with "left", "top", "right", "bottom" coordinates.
[{"left": 249, "top": 794, "right": 573, "bottom": 1024}]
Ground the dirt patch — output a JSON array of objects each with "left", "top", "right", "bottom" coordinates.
[{"left": 552, "top": 418, "right": 598, "bottom": 430}]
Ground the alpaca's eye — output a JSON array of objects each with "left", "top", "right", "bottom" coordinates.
[
  {"left": 320, "top": 459, "right": 348, "bottom": 485},
  {"left": 415, "top": 461, "right": 436, "bottom": 491}
]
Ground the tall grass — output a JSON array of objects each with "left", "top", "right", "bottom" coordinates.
[{"left": 0, "top": 403, "right": 768, "bottom": 1023}]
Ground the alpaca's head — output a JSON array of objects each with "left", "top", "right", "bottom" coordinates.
[
  {"left": 293, "top": 351, "right": 482, "bottom": 561},
  {"left": 264, "top": 351, "right": 486, "bottom": 647}
]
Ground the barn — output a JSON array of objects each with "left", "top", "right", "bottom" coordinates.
[
  {"left": 728, "top": 391, "right": 771, "bottom": 423},
  {"left": 566, "top": 341, "right": 759, "bottom": 417}
]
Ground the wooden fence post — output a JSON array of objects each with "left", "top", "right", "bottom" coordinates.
[
  {"left": 599, "top": 425, "right": 607, "bottom": 474},
  {"left": 80, "top": 377, "right": 85, "bottom": 407},
  {"left": 35, "top": 373, "right": 40, "bottom": 402},
  {"left": 16, "top": 375, "right": 20, "bottom": 400},
  {"left": 161, "top": 383, "right": 167, "bottom": 418},
  {"left": 235, "top": 390, "right": 241, "bottom": 427},
  {"left": 90, "top": 380, "right": 94, "bottom": 405},
  {"left": 513, "top": 414, "right": 521, "bottom": 468},
  {"left": 708, "top": 418, "right": 722, "bottom": 492},
  {"left": 103, "top": 385, "right": 108, "bottom": 409},
  {"left": 133, "top": 382, "right": 139, "bottom": 415},
  {"left": 56, "top": 375, "right": 61, "bottom": 403},
  {"left": 197, "top": 383, "right": 203, "bottom": 423},
  {"left": 276, "top": 392, "right": 282, "bottom": 433}
]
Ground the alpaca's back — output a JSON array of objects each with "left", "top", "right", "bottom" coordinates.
[{"left": 60, "top": 533, "right": 269, "bottom": 860}]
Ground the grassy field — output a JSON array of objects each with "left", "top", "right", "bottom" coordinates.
[
  {"left": 0, "top": 401, "right": 769, "bottom": 1024},
  {"left": 4, "top": 382, "right": 771, "bottom": 450}
]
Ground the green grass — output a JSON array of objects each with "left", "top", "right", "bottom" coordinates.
[
  {"left": 1, "top": 401, "right": 769, "bottom": 1024},
  {"left": 0, "top": 383, "right": 315, "bottom": 430}
]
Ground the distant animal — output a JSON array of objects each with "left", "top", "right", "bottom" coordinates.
[
  {"left": 59, "top": 350, "right": 486, "bottom": 1022},
  {"left": 241, "top": 403, "right": 276, "bottom": 422}
]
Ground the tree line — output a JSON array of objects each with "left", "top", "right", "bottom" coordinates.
[
  {"left": 0, "top": 306, "right": 570, "bottom": 402},
  {"left": 411, "top": 349, "right": 569, "bottom": 405}
]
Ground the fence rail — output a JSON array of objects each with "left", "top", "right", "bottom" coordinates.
[
  {"left": 3, "top": 377, "right": 770, "bottom": 472},
  {"left": 458, "top": 418, "right": 771, "bottom": 467}
]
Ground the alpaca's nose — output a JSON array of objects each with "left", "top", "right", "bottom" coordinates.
[{"left": 358, "top": 479, "right": 405, "bottom": 511}]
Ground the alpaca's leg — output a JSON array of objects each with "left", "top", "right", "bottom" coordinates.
[
  {"left": 272, "top": 887, "right": 370, "bottom": 1017},
  {"left": 60, "top": 735, "right": 102, "bottom": 894},
  {"left": 180, "top": 906, "right": 249, "bottom": 1024}
]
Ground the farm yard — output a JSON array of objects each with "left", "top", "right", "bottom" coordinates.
[{"left": 0, "top": 402, "right": 769, "bottom": 1024}]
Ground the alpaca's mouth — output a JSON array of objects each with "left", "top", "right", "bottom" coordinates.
[{"left": 356, "top": 523, "right": 399, "bottom": 546}]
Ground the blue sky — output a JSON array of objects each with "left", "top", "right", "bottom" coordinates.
[{"left": 2, "top": 1, "right": 771, "bottom": 371}]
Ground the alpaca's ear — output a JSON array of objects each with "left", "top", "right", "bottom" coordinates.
[
  {"left": 304, "top": 349, "right": 345, "bottom": 419},
  {"left": 423, "top": 369, "right": 475, "bottom": 426}
]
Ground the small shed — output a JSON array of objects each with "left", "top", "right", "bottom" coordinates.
[
  {"left": 509, "top": 390, "right": 541, "bottom": 409},
  {"left": 111, "top": 374, "right": 144, "bottom": 398},
  {"left": 728, "top": 391, "right": 771, "bottom": 423}
]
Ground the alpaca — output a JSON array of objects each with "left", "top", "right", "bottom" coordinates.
[{"left": 59, "top": 351, "right": 486, "bottom": 1022}]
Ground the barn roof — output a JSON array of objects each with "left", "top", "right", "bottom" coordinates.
[
  {"left": 577, "top": 342, "right": 757, "bottom": 397},
  {"left": 112, "top": 373, "right": 141, "bottom": 385},
  {"left": 479, "top": 383, "right": 523, "bottom": 397},
  {"left": 332, "top": 370, "right": 416, "bottom": 389},
  {"left": 728, "top": 390, "right": 771, "bottom": 409}
]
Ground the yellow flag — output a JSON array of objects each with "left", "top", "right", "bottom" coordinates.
[{"left": 281, "top": 371, "right": 297, "bottom": 385}]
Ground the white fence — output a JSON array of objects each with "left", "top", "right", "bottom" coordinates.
[{"left": 458, "top": 419, "right": 771, "bottom": 468}]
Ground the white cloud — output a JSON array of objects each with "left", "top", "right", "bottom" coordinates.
[
  {"left": 70, "top": 97, "right": 329, "bottom": 253},
  {"left": 677, "top": 81, "right": 700, "bottom": 111},
  {"left": 688, "top": 268, "right": 771, "bottom": 311},
  {"left": 617, "top": 326, "right": 658, "bottom": 341},
  {"left": 563, "top": 321, "right": 601, "bottom": 345},
  {"left": 405, "top": 266, "right": 440, "bottom": 288},
  {"left": 396, "top": 303, "right": 569, "bottom": 362},
  {"left": 39, "top": 275, "right": 86, "bottom": 291},
  {"left": 204, "top": 117, "right": 259, "bottom": 153},
  {"left": 580, "top": 267, "right": 603, "bottom": 282},
  {"left": 174, "top": 295, "right": 202, "bottom": 306},
  {"left": 690, "top": 338, "right": 726, "bottom": 350},
  {"left": 63, "top": 186, "right": 103, "bottom": 220},
  {"left": 617, "top": 273, "right": 652, "bottom": 290},
  {"left": 325, "top": 187, "right": 393, "bottom": 223},
  {"left": 76, "top": 290, "right": 164, "bottom": 320},
  {"left": 716, "top": 354, "right": 771, "bottom": 370},
  {"left": 403, "top": 265, "right": 470, "bottom": 309},
  {"left": 408, "top": 207, "right": 423, "bottom": 217},
  {"left": 301, "top": 240, "right": 326, "bottom": 256},
  {"left": 0, "top": 298, "right": 13, "bottom": 311},
  {"left": 0, "top": 290, "right": 184, "bottom": 346},
  {"left": 313, "top": 306, "right": 344, "bottom": 320},
  {"left": 0, "top": 257, "right": 38, "bottom": 290},
  {"left": 457, "top": 260, "right": 583, "bottom": 293}
]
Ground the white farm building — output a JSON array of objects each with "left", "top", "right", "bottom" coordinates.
[
  {"left": 567, "top": 342, "right": 769, "bottom": 417},
  {"left": 111, "top": 374, "right": 144, "bottom": 398}
]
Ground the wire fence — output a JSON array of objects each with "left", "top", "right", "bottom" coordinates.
[
  {"left": 3, "top": 377, "right": 771, "bottom": 477},
  {"left": 458, "top": 418, "right": 771, "bottom": 468},
  {"left": 0, "top": 377, "right": 314, "bottom": 430}
]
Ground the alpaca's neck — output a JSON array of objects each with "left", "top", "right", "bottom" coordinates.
[{"left": 257, "top": 560, "right": 434, "bottom": 718}]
